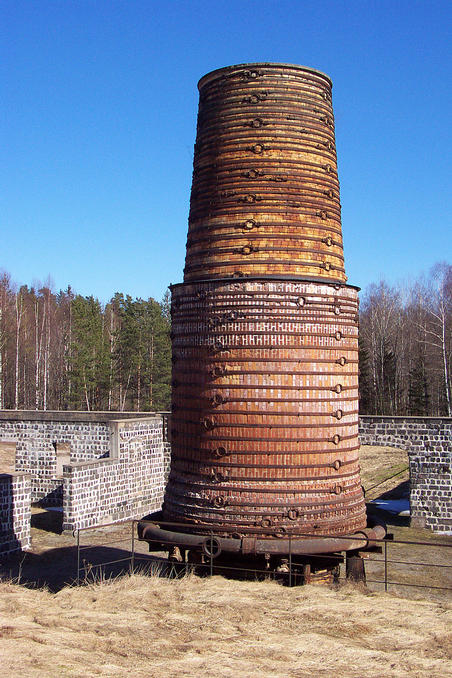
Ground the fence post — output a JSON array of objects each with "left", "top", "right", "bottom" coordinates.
[
  {"left": 289, "top": 536, "right": 292, "bottom": 587},
  {"left": 210, "top": 531, "right": 213, "bottom": 577},
  {"left": 76, "top": 529, "right": 80, "bottom": 586},
  {"left": 384, "top": 539, "right": 388, "bottom": 592},
  {"left": 131, "top": 520, "right": 135, "bottom": 574}
]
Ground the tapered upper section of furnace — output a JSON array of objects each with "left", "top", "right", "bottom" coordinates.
[{"left": 184, "top": 62, "right": 346, "bottom": 284}]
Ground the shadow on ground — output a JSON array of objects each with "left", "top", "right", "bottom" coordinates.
[{"left": 0, "top": 544, "right": 161, "bottom": 592}]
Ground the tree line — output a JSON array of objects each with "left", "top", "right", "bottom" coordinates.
[
  {"left": 0, "top": 262, "right": 450, "bottom": 416},
  {"left": 359, "top": 262, "right": 451, "bottom": 417},
  {"left": 0, "top": 271, "right": 171, "bottom": 411}
]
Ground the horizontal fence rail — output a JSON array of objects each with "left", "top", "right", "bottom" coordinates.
[{"left": 74, "top": 519, "right": 452, "bottom": 596}]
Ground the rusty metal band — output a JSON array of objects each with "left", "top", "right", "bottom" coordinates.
[
  {"left": 172, "top": 328, "right": 358, "bottom": 340},
  {"left": 198, "top": 102, "right": 333, "bottom": 120},
  {"left": 171, "top": 442, "right": 361, "bottom": 456},
  {"left": 186, "top": 246, "right": 344, "bottom": 263},
  {"left": 193, "top": 165, "right": 340, "bottom": 182},
  {"left": 170, "top": 470, "right": 358, "bottom": 484},
  {"left": 185, "top": 262, "right": 345, "bottom": 276},
  {"left": 199, "top": 93, "right": 332, "bottom": 111},
  {"left": 172, "top": 505, "right": 361, "bottom": 521},
  {"left": 172, "top": 426, "right": 357, "bottom": 439},
  {"left": 174, "top": 297, "right": 356, "bottom": 307},
  {"left": 174, "top": 343, "right": 357, "bottom": 352},
  {"left": 195, "top": 132, "right": 337, "bottom": 152},
  {"left": 197, "top": 112, "right": 335, "bottom": 131},
  {"left": 174, "top": 358, "right": 357, "bottom": 366},
  {"left": 173, "top": 382, "right": 357, "bottom": 391},
  {"left": 171, "top": 277, "right": 359, "bottom": 289},
  {"left": 192, "top": 173, "right": 340, "bottom": 194},
  {"left": 188, "top": 211, "right": 343, "bottom": 225},
  {"left": 167, "top": 483, "right": 362, "bottom": 501},
  {"left": 172, "top": 406, "right": 359, "bottom": 418},
  {"left": 194, "top": 136, "right": 337, "bottom": 159},
  {"left": 199, "top": 79, "right": 332, "bottom": 98},
  {"left": 195, "top": 147, "right": 337, "bottom": 166},
  {"left": 170, "top": 456, "right": 357, "bottom": 470},
  {"left": 177, "top": 304, "right": 357, "bottom": 315},
  {"left": 193, "top": 156, "right": 339, "bottom": 174},
  {"left": 187, "top": 224, "right": 342, "bottom": 241},
  {"left": 171, "top": 431, "right": 357, "bottom": 443},
  {"left": 172, "top": 401, "right": 359, "bottom": 414},
  {"left": 199, "top": 81, "right": 332, "bottom": 99},
  {"left": 191, "top": 188, "right": 339, "bottom": 204},
  {"left": 174, "top": 353, "right": 357, "bottom": 361},
  {"left": 173, "top": 314, "right": 357, "bottom": 325},
  {"left": 198, "top": 63, "right": 332, "bottom": 83},
  {"left": 196, "top": 118, "right": 335, "bottom": 138},
  {"left": 173, "top": 369, "right": 358, "bottom": 378},
  {"left": 186, "top": 232, "right": 342, "bottom": 248}
]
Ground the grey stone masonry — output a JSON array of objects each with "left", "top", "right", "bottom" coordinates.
[
  {"left": 63, "top": 416, "right": 170, "bottom": 531},
  {"left": 0, "top": 472, "right": 31, "bottom": 558},
  {"left": 359, "top": 416, "right": 452, "bottom": 534},
  {"left": 0, "top": 410, "right": 154, "bottom": 504}
]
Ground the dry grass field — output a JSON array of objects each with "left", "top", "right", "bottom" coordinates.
[
  {"left": 360, "top": 444, "right": 409, "bottom": 498},
  {"left": 1, "top": 573, "right": 451, "bottom": 678},
  {"left": 1, "top": 443, "right": 452, "bottom": 676}
]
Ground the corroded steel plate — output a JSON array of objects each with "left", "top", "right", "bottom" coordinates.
[
  {"left": 185, "top": 63, "right": 345, "bottom": 283},
  {"left": 164, "top": 279, "right": 366, "bottom": 537}
]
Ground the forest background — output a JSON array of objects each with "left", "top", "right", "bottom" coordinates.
[{"left": 0, "top": 262, "right": 450, "bottom": 416}]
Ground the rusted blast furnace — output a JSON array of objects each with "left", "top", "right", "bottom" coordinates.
[{"left": 140, "top": 64, "right": 384, "bottom": 572}]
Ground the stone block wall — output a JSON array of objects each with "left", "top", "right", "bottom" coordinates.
[
  {"left": 0, "top": 411, "right": 153, "bottom": 503},
  {"left": 0, "top": 473, "right": 31, "bottom": 558},
  {"left": 63, "top": 416, "right": 169, "bottom": 531},
  {"left": 359, "top": 415, "right": 452, "bottom": 533}
]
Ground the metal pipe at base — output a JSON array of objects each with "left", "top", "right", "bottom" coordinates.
[{"left": 137, "top": 515, "right": 386, "bottom": 558}]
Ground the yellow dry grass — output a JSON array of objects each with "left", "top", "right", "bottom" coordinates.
[
  {"left": 1, "top": 573, "right": 451, "bottom": 678},
  {"left": 360, "top": 445, "right": 409, "bottom": 497}
]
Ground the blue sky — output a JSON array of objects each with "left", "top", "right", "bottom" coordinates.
[{"left": 2, "top": 0, "right": 451, "bottom": 303}]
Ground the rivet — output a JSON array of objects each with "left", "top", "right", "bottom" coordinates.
[
  {"left": 202, "top": 417, "right": 215, "bottom": 431},
  {"left": 213, "top": 496, "right": 226, "bottom": 508},
  {"left": 241, "top": 245, "right": 254, "bottom": 255},
  {"left": 273, "top": 526, "right": 287, "bottom": 538},
  {"left": 243, "top": 219, "right": 257, "bottom": 231},
  {"left": 211, "top": 394, "right": 225, "bottom": 407},
  {"left": 214, "top": 446, "right": 228, "bottom": 458}
]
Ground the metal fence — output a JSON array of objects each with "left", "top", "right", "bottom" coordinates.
[{"left": 75, "top": 519, "right": 452, "bottom": 596}]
